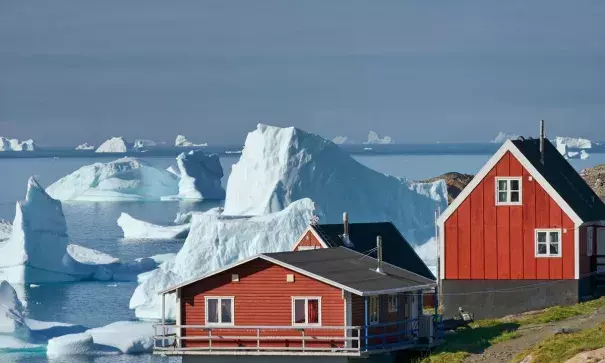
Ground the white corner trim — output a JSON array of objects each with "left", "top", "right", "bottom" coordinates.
[
  {"left": 439, "top": 219, "right": 445, "bottom": 280},
  {"left": 575, "top": 224, "right": 580, "bottom": 279},
  {"left": 291, "top": 226, "right": 330, "bottom": 251}
]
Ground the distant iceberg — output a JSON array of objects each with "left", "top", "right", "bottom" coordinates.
[
  {"left": 491, "top": 132, "right": 520, "bottom": 143},
  {"left": 0, "top": 137, "right": 36, "bottom": 151},
  {"left": 555, "top": 136, "right": 591, "bottom": 159},
  {"left": 364, "top": 131, "right": 393, "bottom": 144},
  {"left": 46, "top": 158, "right": 179, "bottom": 201},
  {"left": 175, "top": 135, "right": 207, "bottom": 147},
  {"left": 133, "top": 139, "right": 157, "bottom": 150},
  {"left": 332, "top": 136, "right": 353, "bottom": 145},
  {"left": 96, "top": 137, "right": 131, "bottom": 153},
  {"left": 75, "top": 143, "right": 95, "bottom": 151},
  {"left": 161, "top": 150, "right": 225, "bottom": 201}
]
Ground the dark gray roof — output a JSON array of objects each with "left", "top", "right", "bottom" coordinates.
[
  {"left": 311, "top": 222, "right": 435, "bottom": 280},
  {"left": 512, "top": 138, "right": 605, "bottom": 222},
  {"left": 263, "top": 247, "right": 436, "bottom": 296}
]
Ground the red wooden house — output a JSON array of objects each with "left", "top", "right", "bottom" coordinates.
[
  {"left": 437, "top": 134, "right": 605, "bottom": 319},
  {"left": 154, "top": 245, "right": 438, "bottom": 361}
]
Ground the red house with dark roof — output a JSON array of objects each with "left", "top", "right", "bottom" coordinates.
[{"left": 437, "top": 131, "right": 605, "bottom": 319}]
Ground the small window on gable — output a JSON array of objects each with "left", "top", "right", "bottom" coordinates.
[
  {"left": 535, "top": 229, "right": 562, "bottom": 258},
  {"left": 496, "top": 177, "right": 522, "bottom": 205}
]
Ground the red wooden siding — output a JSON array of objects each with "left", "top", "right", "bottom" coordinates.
[
  {"left": 292, "top": 230, "right": 324, "bottom": 251},
  {"left": 181, "top": 258, "right": 345, "bottom": 349},
  {"left": 444, "top": 151, "right": 576, "bottom": 280}
]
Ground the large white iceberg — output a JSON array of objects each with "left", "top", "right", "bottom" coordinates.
[
  {"left": 491, "top": 132, "right": 520, "bottom": 143},
  {"left": 0, "top": 137, "right": 36, "bottom": 151},
  {"left": 162, "top": 150, "right": 225, "bottom": 200},
  {"left": 332, "top": 136, "right": 353, "bottom": 145},
  {"left": 556, "top": 136, "right": 592, "bottom": 159},
  {"left": 96, "top": 137, "right": 131, "bottom": 153},
  {"left": 0, "top": 220, "right": 11, "bottom": 242},
  {"left": 364, "top": 131, "right": 393, "bottom": 144},
  {"left": 75, "top": 143, "right": 95, "bottom": 151},
  {"left": 224, "top": 124, "right": 446, "bottom": 245},
  {"left": 130, "top": 198, "right": 316, "bottom": 320},
  {"left": 46, "top": 158, "right": 179, "bottom": 201},
  {"left": 175, "top": 135, "right": 207, "bottom": 147},
  {"left": 118, "top": 213, "right": 190, "bottom": 239}
]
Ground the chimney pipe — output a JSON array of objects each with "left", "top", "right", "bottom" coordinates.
[
  {"left": 343, "top": 212, "right": 349, "bottom": 237},
  {"left": 376, "top": 235, "right": 383, "bottom": 274},
  {"left": 540, "top": 120, "right": 545, "bottom": 165}
]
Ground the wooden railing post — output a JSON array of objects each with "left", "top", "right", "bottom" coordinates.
[
  {"left": 256, "top": 328, "right": 260, "bottom": 351},
  {"left": 301, "top": 329, "right": 306, "bottom": 352},
  {"left": 208, "top": 329, "right": 212, "bottom": 350}
]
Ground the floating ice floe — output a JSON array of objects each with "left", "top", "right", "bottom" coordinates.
[
  {"left": 0, "top": 137, "right": 36, "bottom": 152},
  {"left": 364, "top": 130, "right": 393, "bottom": 144},
  {"left": 130, "top": 198, "right": 316, "bottom": 320},
  {"left": 556, "top": 136, "right": 592, "bottom": 159},
  {"left": 161, "top": 150, "right": 225, "bottom": 201},
  {"left": 96, "top": 137, "right": 131, "bottom": 153},
  {"left": 175, "top": 135, "right": 207, "bottom": 147},
  {"left": 491, "top": 132, "right": 520, "bottom": 143},
  {"left": 118, "top": 213, "right": 190, "bottom": 239},
  {"left": 46, "top": 158, "right": 179, "bottom": 201},
  {"left": 75, "top": 143, "right": 95, "bottom": 151}
]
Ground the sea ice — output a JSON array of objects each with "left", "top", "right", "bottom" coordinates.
[
  {"left": 130, "top": 198, "right": 316, "bottom": 320},
  {"left": 75, "top": 143, "right": 95, "bottom": 151},
  {"left": 46, "top": 157, "right": 179, "bottom": 201},
  {"left": 161, "top": 150, "right": 225, "bottom": 200},
  {"left": 118, "top": 213, "right": 190, "bottom": 239},
  {"left": 491, "top": 132, "right": 520, "bottom": 143},
  {"left": 223, "top": 124, "right": 446, "bottom": 245},
  {"left": 364, "top": 131, "right": 393, "bottom": 144},
  {"left": 0, "top": 137, "right": 36, "bottom": 151},
  {"left": 175, "top": 135, "right": 207, "bottom": 147},
  {"left": 96, "top": 137, "right": 131, "bottom": 153}
]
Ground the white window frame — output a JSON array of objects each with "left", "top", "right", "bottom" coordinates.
[
  {"left": 588, "top": 227, "right": 594, "bottom": 257},
  {"left": 535, "top": 229, "right": 562, "bottom": 258},
  {"left": 495, "top": 177, "right": 522, "bottom": 206},
  {"left": 205, "top": 296, "right": 235, "bottom": 326},
  {"left": 388, "top": 294, "right": 399, "bottom": 313},
  {"left": 369, "top": 296, "right": 380, "bottom": 325},
  {"left": 291, "top": 297, "right": 322, "bottom": 326},
  {"left": 297, "top": 245, "right": 318, "bottom": 251}
]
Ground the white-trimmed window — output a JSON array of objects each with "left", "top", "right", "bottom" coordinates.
[
  {"left": 369, "top": 296, "right": 380, "bottom": 324},
  {"left": 388, "top": 295, "right": 399, "bottom": 313},
  {"left": 588, "top": 228, "right": 594, "bottom": 257},
  {"left": 297, "top": 245, "right": 319, "bottom": 251},
  {"left": 535, "top": 229, "right": 562, "bottom": 257},
  {"left": 205, "top": 297, "right": 234, "bottom": 326},
  {"left": 496, "top": 177, "right": 522, "bottom": 205},
  {"left": 292, "top": 297, "right": 321, "bottom": 326}
]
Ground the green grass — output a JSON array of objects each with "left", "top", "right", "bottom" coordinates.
[
  {"left": 417, "top": 297, "right": 605, "bottom": 363},
  {"left": 512, "top": 323, "right": 605, "bottom": 363}
]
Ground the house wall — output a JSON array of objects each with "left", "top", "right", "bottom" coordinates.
[
  {"left": 292, "top": 230, "right": 324, "bottom": 251},
  {"left": 180, "top": 258, "right": 345, "bottom": 349},
  {"left": 444, "top": 151, "right": 576, "bottom": 281}
]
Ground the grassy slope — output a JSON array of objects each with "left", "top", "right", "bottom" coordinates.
[{"left": 419, "top": 297, "right": 605, "bottom": 363}]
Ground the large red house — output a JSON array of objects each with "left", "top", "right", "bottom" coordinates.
[{"left": 437, "top": 136, "right": 605, "bottom": 319}]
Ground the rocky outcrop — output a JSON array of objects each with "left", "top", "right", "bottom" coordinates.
[
  {"left": 422, "top": 172, "right": 474, "bottom": 204},
  {"left": 580, "top": 164, "right": 605, "bottom": 201}
]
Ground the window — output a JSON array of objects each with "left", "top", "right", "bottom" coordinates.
[
  {"left": 588, "top": 228, "right": 594, "bottom": 257},
  {"left": 369, "top": 296, "right": 380, "bottom": 324},
  {"left": 496, "top": 177, "right": 522, "bottom": 205},
  {"left": 388, "top": 295, "right": 399, "bottom": 313},
  {"left": 535, "top": 229, "right": 562, "bottom": 257},
  {"left": 205, "top": 297, "right": 234, "bottom": 325},
  {"left": 297, "top": 245, "right": 318, "bottom": 251},
  {"left": 292, "top": 297, "right": 321, "bottom": 326}
]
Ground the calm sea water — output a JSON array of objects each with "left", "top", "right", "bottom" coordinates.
[{"left": 1, "top": 152, "right": 604, "bottom": 362}]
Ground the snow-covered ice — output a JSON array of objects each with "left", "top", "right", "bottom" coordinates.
[
  {"left": 96, "top": 137, "right": 131, "bottom": 153},
  {"left": 556, "top": 136, "right": 592, "bottom": 159},
  {"left": 67, "top": 245, "right": 120, "bottom": 265},
  {"left": 0, "top": 137, "right": 36, "bottom": 152},
  {"left": 224, "top": 124, "right": 446, "bottom": 245},
  {"left": 46, "top": 158, "right": 179, "bottom": 201},
  {"left": 130, "top": 198, "right": 316, "bottom": 320},
  {"left": 175, "top": 135, "right": 207, "bottom": 147},
  {"left": 161, "top": 150, "right": 225, "bottom": 200},
  {"left": 0, "top": 220, "right": 11, "bottom": 242},
  {"left": 75, "top": 143, "right": 95, "bottom": 151},
  {"left": 118, "top": 213, "right": 190, "bottom": 239},
  {"left": 491, "top": 132, "right": 520, "bottom": 143},
  {"left": 364, "top": 131, "right": 393, "bottom": 144}
]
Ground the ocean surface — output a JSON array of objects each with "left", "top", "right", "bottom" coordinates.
[{"left": 1, "top": 152, "right": 605, "bottom": 362}]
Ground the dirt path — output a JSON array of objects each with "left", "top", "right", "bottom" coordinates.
[{"left": 465, "top": 308, "right": 605, "bottom": 363}]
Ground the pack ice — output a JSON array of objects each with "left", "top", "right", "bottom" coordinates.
[
  {"left": 96, "top": 137, "right": 131, "bottom": 153},
  {"left": 130, "top": 198, "right": 316, "bottom": 320},
  {"left": 556, "top": 136, "right": 591, "bottom": 159},
  {"left": 46, "top": 157, "right": 179, "bottom": 201},
  {"left": 224, "top": 124, "right": 447, "bottom": 245},
  {"left": 175, "top": 134, "right": 207, "bottom": 147},
  {"left": 0, "top": 137, "right": 36, "bottom": 151},
  {"left": 161, "top": 150, "right": 225, "bottom": 200},
  {"left": 0, "top": 178, "right": 170, "bottom": 283}
]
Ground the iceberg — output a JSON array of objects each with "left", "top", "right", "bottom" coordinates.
[
  {"left": 175, "top": 134, "right": 207, "bottom": 147},
  {"left": 130, "top": 198, "right": 316, "bottom": 320},
  {"left": 96, "top": 137, "right": 131, "bottom": 153},
  {"left": 332, "top": 136, "right": 353, "bottom": 145},
  {"left": 491, "top": 132, "right": 520, "bottom": 143},
  {"left": 46, "top": 158, "right": 179, "bottom": 201},
  {"left": 118, "top": 213, "right": 190, "bottom": 239},
  {"left": 133, "top": 139, "right": 157, "bottom": 150},
  {"left": 75, "top": 143, "right": 95, "bottom": 151},
  {"left": 161, "top": 150, "right": 225, "bottom": 201},
  {"left": 0, "top": 220, "right": 11, "bottom": 242},
  {"left": 224, "top": 124, "right": 447, "bottom": 245},
  {"left": 364, "top": 131, "right": 393, "bottom": 144},
  {"left": 555, "top": 136, "right": 592, "bottom": 159},
  {"left": 0, "top": 137, "right": 36, "bottom": 151}
]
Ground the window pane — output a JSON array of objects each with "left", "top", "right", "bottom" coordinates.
[
  {"left": 207, "top": 299, "right": 219, "bottom": 323},
  {"left": 510, "top": 180, "right": 519, "bottom": 191},
  {"left": 294, "top": 299, "right": 306, "bottom": 324},
  {"left": 498, "top": 180, "right": 507, "bottom": 191},
  {"left": 498, "top": 192, "right": 508, "bottom": 203},
  {"left": 549, "top": 232, "right": 559, "bottom": 243},
  {"left": 307, "top": 299, "right": 319, "bottom": 324},
  {"left": 537, "top": 232, "right": 547, "bottom": 243},
  {"left": 221, "top": 299, "right": 232, "bottom": 323},
  {"left": 550, "top": 243, "right": 559, "bottom": 255},
  {"left": 510, "top": 191, "right": 520, "bottom": 203},
  {"left": 538, "top": 243, "right": 547, "bottom": 255}
]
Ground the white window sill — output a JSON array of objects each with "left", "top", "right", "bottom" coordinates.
[
  {"left": 205, "top": 323, "right": 235, "bottom": 327},
  {"left": 535, "top": 254, "right": 562, "bottom": 258}
]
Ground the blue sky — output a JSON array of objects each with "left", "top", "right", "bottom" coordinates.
[{"left": 1, "top": 0, "right": 604, "bottom": 145}]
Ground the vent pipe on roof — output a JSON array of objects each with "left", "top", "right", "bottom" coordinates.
[
  {"left": 540, "top": 120, "right": 545, "bottom": 165},
  {"left": 343, "top": 212, "right": 349, "bottom": 238},
  {"left": 376, "top": 235, "right": 383, "bottom": 274}
]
